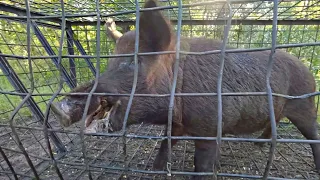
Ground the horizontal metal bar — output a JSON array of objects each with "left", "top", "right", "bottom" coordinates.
[
  {"left": 1, "top": 124, "right": 320, "bottom": 144},
  {"left": 1, "top": 41, "right": 319, "bottom": 60},
  {"left": 0, "top": 0, "right": 306, "bottom": 20},
  {"left": 2, "top": 14, "right": 319, "bottom": 27},
  {"left": 0, "top": 2, "right": 63, "bottom": 24},
  {"left": 0, "top": 90, "right": 319, "bottom": 101},
  {"left": 0, "top": 14, "right": 61, "bottom": 29},
  {"left": 3, "top": 39, "right": 317, "bottom": 57},
  {"left": 71, "top": 19, "right": 320, "bottom": 26}
]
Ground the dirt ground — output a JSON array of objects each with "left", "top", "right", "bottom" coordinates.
[{"left": 0, "top": 115, "right": 319, "bottom": 180}]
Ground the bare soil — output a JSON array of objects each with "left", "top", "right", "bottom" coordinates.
[{"left": 0, "top": 115, "right": 319, "bottom": 180}]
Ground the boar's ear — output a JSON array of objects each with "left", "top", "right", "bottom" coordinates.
[{"left": 139, "top": 0, "right": 173, "bottom": 52}]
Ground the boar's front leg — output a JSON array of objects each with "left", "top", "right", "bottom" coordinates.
[
  {"left": 254, "top": 118, "right": 281, "bottom": 147},
  {"left": 255, "top": 109, "right": 284, "bottom": 147},
  {"left": 194, "top": 140, "right": 219, "bottom": 180},
  {"left": 153, "top": 136, "right": 179, "bottom": 170},
  {"left": 153, "top": 123, "right": 184, "bottom": 170}
]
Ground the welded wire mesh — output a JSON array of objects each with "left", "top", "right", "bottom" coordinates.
[
  {"left": 0, "top": 0, "right": 320, "bottom": 179},
  {"left": 2, "top": 0, "right": 320, "bottom": 22}
]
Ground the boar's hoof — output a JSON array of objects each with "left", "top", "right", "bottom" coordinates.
[
  {"left": 59, "top": 116, "right": 72, "bottom": 127},
  {"left": 153, "top": 155, "right": 167, "bottom": 170}
]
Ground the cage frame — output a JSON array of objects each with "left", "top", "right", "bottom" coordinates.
[{"left": 0, "top": 0, "right": 320, "bottom": 179}]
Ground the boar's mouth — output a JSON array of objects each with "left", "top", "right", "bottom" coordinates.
[
  {"left": 84, "top": 103, "right": 115, "bottom": 133},
  {"left": 51, "top": 98, "right": 115, "bottom": 133}
]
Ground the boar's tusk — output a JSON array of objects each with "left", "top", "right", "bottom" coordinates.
[
  {"left": 51, "top": 103, "right": 71, "bottom": 127},
  {"left": 85, "top": 104, "right": 105, "bottom": 127},
  {"left": 84, "top": 102, "right": 115, "bottom": 133},
  {"left": 85, "top": 113, "right": 95, "bottom": 128},
  {"left": 103, "top": 105, "right": 114, "bottom": 133},
  {"left": 84, "top": 119, "right": 98, "bottom": 133}
]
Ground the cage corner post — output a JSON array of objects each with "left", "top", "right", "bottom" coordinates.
[
  {"left": 66, "top": 23, "right": 77, "bottom": 86},
  {"left": 0, "top": 52, "right": 67, "bottom": 154},
  {"left": 66, "top": 26, "right": 97, "bottom": 77},
  {"left": 31, "top": 21, "right": 76, "bottom": 89}
]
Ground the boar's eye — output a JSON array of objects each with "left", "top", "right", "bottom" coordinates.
[{"left": 119, "top": 57, "right": 135, "bottom": 70}]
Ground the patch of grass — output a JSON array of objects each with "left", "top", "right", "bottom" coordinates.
[{"left": 0, "top": 74, "right": 71, "bottom": 122}]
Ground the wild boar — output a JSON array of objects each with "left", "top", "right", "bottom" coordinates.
[{"left": 51, "top": 0, "right": 320, "bottom": 179}]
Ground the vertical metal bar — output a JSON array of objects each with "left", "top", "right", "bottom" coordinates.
[
  {"left": 308, "top": 24, "right": 319, "bottom": 70},
  {"left": 66, "top": 28, "right": 97, "bottom": 76},
  {"left": 297, "top": 24, "right": 307, "bottom": 59},
  {"left": 262, "top": 0, "right": 279, "bottom": 179},
  {"left": 216, "top": 0, "right": 233, "bottom": 178},
  {"left": 8, "top": 0, "right": 39, "bottom": 178},
  {"left": 0, "top": 146, "right": 18, "bottom": 180},
  {"left": 0, "top": 55, "right": 66, "bottom": 153},
  {"left": 120, "top": 0, "right": 140, "bottom": 177},
  {"left": 77, "top": 1, "right": 102, "bottom": 179},
  {"left": 236, "top": 24, "right": 241, "bottom": 48},
  {"left": 248, "top": 24, "right": 253, "bottom": 48},
  {"left": 41, "top": 0, "right": 68, "bottom": 179},
  {"left": 32, "top": 22, "right": 76, "bottom": 89},
  {"left": 67, "top": 24, "right": 77, "bottom": 86},
  {"left": 311, "top": 25, "right": 320, "bottom": 115},
  {"left": 260, "top": 25, "right": 267, "bottom": 47},
  {"left": 167, "top": 0, "right": 183, "bottom": 177}
]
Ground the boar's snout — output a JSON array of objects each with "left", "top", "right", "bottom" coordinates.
[{"left": 51, "top": 101, "right": 72, "bottom": 127}]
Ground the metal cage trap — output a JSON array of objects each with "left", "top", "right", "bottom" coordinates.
[{"left": 0, "top": 0, "right": 320, "bottom": 179}]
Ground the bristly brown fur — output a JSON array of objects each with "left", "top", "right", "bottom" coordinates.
[{"left": 69, "top": 80, "right": 94, "bottom": 94}]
